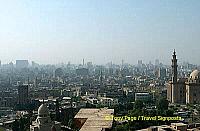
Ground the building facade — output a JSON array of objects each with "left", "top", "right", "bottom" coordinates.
[
  {"left": 16, "top": 60, "right": 29, "bottom": 68},
  {"left": 167, "top": 50, "right": 200, "bottom": 104},
  {"left": 186, "top": 70, "right": 200, "bottom": 104},
  {"left": 18, "top": 84, "right": 29, "bottom": 106}
]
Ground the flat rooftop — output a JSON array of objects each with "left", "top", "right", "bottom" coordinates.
[{"left": 74, "top": 108, "right": 114, "bottom": 131}]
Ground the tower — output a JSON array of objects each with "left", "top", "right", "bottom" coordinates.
[
  {"left": 18, "top": 84, "right": 29, "bottom": 106},
  {"left": 171, "top": 49, "right": 178, "bottom": 83},
  {"left": 167, "top": 50, "right": 187, "bottom": 104},
  {"left": 171, "top": 49, "right": 178, "bottom": 103}
]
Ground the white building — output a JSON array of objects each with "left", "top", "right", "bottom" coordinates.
[
  {"left": 99, "top": 97, "right": 118, "bottom": 107},
  {"left": 135, "top": 93, "right": 152, "bottom": 101},
  {"left": 30, "top": 104, "right": 61, "bottom": 131}
]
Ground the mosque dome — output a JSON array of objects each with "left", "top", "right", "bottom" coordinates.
[
  {"left": 55, "top": 68, "right": 64, "bottom": 77},
  {"left": 38, "top": 104, "right": 49, "bottom": 115},
  {"left": 190, "top": 70, "right": 200, "bottom": 79}
]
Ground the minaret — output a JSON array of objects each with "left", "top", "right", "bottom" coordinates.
[
  {"left": 172, "top": 49, "right": 178, "bottom": 83},
  {"left": 121, "top": 59, "right": 124, "bottom": 69},
  {"left": 83, "top": 58, "right": 85, "bottom": 66}
]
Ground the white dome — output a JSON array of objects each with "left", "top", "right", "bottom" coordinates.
[
  {"left": 38, "top": 104, "right": 49, "bottom": 115},
  {"left": 190, "top": 70, "right": 200, "bottom": 79}
]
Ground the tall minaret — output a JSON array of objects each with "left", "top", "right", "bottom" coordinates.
[
  {"left": 83, "top": 58, "right": 85, "bottom": 66},
  {"left": 172, "top": 49, "right": 178, "bottom": 83}
]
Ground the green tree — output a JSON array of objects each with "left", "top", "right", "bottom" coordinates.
[
  {"left": 12, "top": 120, "right": 19, "bottom": 131},
  {"left": 156, "top": 98, "right": 169, "bottom": 111},
  {"left": 134, "top": 100, "right": 144, "bottom": 110},
  {"left": 113, "top": 123, "right": 129, "bottom": 131}
]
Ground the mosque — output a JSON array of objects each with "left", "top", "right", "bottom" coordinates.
[
  {"left": 30, "top": 104, "right": 61, "bottom": 131},
  {"left": 167, "top": 50, "right": 200, "bottom": 104}
]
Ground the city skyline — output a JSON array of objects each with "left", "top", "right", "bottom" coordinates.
[
  {"left": 0, "top": 0, "right": 200, "bottom": 64},
  {"left": 0, "top": 57, "right": 198, "bottom": 67}
]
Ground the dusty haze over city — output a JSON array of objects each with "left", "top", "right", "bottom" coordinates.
[{"left": 0, "top": 0, "right": 199, "bottom": 65}]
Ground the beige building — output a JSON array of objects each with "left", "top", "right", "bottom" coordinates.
[
  {"left": 99, "top": 97, "right": 118, "bottom": 107},
  {"left": 167, "top": 50, "right": 186, "bottom": 104},
  {"left": 186, "top": 70, "right": 200, "bottom": 104},
  {"left": 167, "top": 50, "right": 200, "bottom": 104},
  {"left": 74, "top": 108, "right": 114, "bottom": 131},
  {"left": 167, "top": 78, "right": 186, "bottom": 104}
]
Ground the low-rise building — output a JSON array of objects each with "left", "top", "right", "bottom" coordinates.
[
  {"left": 137, "top": 122, "right": 200, "bottom": 131},
  {"left": 135, "top": 92, "right": 152, "bottom": 101},
  {"left": 74, "top": 108, "right": 114, "bottom": 131},
  {"left": 99, "top": 97, "right": 118, "bottom": 107}
]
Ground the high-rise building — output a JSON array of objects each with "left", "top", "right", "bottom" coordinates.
[
  {"left": 155, "top": 67, "right": 167, "bottom": 79},
  {"left": 18, "top": 84, "right": 29, "bottom": 105},
  {"left": 138, "top": 60, "right": 142, "bottom": 66},
  {"left": 16, "top": 60, "right": 29, "bottom": 68},
  {"left": 155, "top": 59, "right": 159, "bottom": 66}
]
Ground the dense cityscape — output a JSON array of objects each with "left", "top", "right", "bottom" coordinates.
[
  {"left": 1, "top": 0, "right": 200, "bottom": 131},
  {"left": 0, "top": 50, "right": 200, "bottom": 130}
]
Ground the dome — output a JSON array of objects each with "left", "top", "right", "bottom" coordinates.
[
  {"left": 38, "top": 104, "right": 49, "bottom": 115},
  {"left": 55, "top": 68, "right": 63, "bottom": 77},
  {"left": 190, "top": 70, "right": 200, "bottom": 79}
]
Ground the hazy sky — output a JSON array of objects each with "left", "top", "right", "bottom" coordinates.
[{"left": 0, "top": 0, "right": 200, "bottom": 65}]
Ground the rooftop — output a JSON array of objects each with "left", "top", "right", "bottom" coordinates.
[{"left": 74, "top": 108, "right": 114, "bottom": 131}]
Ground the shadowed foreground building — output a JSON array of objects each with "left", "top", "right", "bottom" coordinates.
[
  {"left": 137, "top": 122, "right": 200, "bottom": 131},
  {"left": 18, "top": 84, "right": 29, "bottom": 106},
  {"left": 74, "top": 108, "right": 114, "bottom": 131}
]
